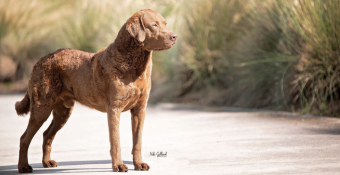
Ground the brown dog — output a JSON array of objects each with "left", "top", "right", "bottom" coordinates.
[{"left": 14, "top": 9, "right": 177, "bottom": 173}]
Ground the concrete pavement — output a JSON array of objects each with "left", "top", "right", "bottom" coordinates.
[{"left": 1, "top": 94, "right": 340, "bottom": 174}]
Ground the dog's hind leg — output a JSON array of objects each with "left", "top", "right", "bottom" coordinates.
[
  {"left": 42, "top": 98, "right": 74, "bottom": 168},
  {"left": 18, "top": 104, "right": 53, "bottom": 173}
]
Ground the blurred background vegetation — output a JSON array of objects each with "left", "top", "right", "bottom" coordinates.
[{"left": 0, "top": 0, "right": 339, "bottom": 117}]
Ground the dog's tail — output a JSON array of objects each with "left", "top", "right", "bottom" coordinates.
[{"left": 15, "top": 92, "right": 30, "bottom": 116}]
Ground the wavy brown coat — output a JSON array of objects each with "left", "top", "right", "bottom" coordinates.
[{"left": 14, "top": 9, "right": 177, "bottom": 173}]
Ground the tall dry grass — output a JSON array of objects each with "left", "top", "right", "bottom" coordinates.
[
  {"left": 234, "top": 0, "right": 340, "bottom": 115},
  {"left": 167, "top": 0, "right": 340, "bottom": 116},
  {"left": 288, "top": 0, "right": 340, "bottom": 116},
  {"left": 179, "top": 0, "right": 246, "bottom": 93},
  {"left": 0, "top": 0, "right": 65, "bottom": 80}
]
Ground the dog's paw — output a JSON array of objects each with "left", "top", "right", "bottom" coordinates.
[
  {"left": 133, "top": 162, "right": 150, "bottom": 171},
  {"left": 42, "top": 160, "right": 58, "bottom": 168},
  {"left": 18, "top": 164, "right": 33, "bottom": 173},
  {"left": 113, "top": 164, "right": 128, "bottom": 172}
]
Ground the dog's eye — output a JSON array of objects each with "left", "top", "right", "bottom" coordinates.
[{"left": 153, "top": 24, "right": 158, "bottom": 27}]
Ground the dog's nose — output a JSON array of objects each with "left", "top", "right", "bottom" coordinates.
[{"left": 170, "top": 33, "right": 177, "bottom": 41}]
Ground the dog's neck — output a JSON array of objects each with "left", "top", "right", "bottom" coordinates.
[{"left": 100, "top": 24, "right": 151, "bottom": 78}]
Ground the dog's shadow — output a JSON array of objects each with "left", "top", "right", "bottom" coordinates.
[{"left": 0, "top": 160, "right": 134, "bottom": 174}]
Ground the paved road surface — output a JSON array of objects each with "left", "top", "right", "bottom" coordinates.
[{"left": 1, "top": 94, "right": 340, "bottom": 175}]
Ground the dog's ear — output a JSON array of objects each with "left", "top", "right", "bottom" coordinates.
[{"left": 126, "top": 13, "right": 146, "bottom": 44}]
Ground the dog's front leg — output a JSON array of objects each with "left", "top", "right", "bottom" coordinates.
[
  {"left": 107, "top": 107, "right": 128, "bottom": 172},
  {"left": 131, "top": 105, "right": 150, "bottom": 171}
]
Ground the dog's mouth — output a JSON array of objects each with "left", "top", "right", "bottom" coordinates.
[
  {"left": 154, "top": 48, "right": 169, "bottom": 51},
  {"left": 153, "top": 43, "right": 175, "bottom": 51}
]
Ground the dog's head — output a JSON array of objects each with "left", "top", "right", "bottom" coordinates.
[{"left": 126, "top": 9, "right": 177, "bottom": 51}]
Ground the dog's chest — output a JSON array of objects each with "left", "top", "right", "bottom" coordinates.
[
  {"left": 113, "top": 77, "right": 149, "bottom": 111},
  {"left": 116, "top": 83, "right": 142, "bottom": 101}
]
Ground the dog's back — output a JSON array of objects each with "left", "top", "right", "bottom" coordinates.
[{"left": 15, "top": 48, "right": 96, "bottom": 115}]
